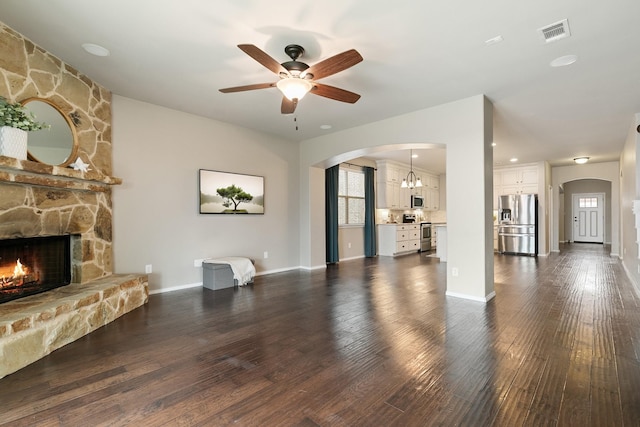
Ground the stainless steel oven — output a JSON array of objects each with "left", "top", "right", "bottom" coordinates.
[{"left": 420, "top": 222, "right": 432, "bottom": 252}]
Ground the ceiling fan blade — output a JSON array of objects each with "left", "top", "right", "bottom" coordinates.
[
  {"left": 219, "top": 82, "right": 275, "bottom": 93},
  {"left": 281, "top": 97, "right": 297, "bottom": 114},
  {"left": 305, "top": 49, "right": 363, "bottom": 80},
  {"left": 238, "top": 44, "right": 289, "bottom": 76},
  {"left": 310, "top": 83, "right": 361, "bottom": 103}
]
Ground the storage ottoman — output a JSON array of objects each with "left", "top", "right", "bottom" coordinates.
[{"left": 202, "top": 262, "right": 236, "bottom": 290}]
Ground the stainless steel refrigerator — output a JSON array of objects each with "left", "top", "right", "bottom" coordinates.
[{"left": 497, "top": 194, "right": 538, "bottom": 256}]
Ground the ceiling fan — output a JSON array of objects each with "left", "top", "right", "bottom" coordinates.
[{"left": 219, "top": 44, "right": 363, "bottom": 114}]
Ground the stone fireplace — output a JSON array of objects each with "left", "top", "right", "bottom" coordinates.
[
  {"left": 0, "top": 22, "right": 148, "bottom": 378},
  {"left": 0, "top": 234, "right": 72, "bottom": 304}
]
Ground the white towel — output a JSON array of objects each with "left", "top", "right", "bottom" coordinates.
[{"left": 204, "top": 257, "right": 255, "bottom": 285}]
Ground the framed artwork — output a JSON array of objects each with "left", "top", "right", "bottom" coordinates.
[{"left": 199, "top": 169, "right": 264, "bottom": 214}]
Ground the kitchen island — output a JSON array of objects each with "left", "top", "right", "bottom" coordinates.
[
  {"left": 377, "top": 223, "right": 420, "bottom": 256},
  {"left": 433, "top": 224, "right": 447, "bottom": 261}
]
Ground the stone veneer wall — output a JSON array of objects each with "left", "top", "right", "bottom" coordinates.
[
  {"left": 0, "top": 22, "right": 149, "bottom": 378},
  {"left": 0, "top": 22, "right": 115, "bottom": 282}
]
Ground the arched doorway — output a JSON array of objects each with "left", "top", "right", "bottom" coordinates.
[
  {"left": 551, "top": 162, "right": 620, "bottom": 256},
  {"left": 559, "top": 179, "right": 611, "bottom": 245}
]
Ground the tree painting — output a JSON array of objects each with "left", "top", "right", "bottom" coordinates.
[{"left": 217, "top": 184, "right": 253, "bottom": 213}]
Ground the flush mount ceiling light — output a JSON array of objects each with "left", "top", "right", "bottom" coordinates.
[
  {"left": 276, "top": 77, "right": 313, "bottom": 101},
  {"left": 550, "top": 54, "right": 578, "bottom": 67},
  {"left": 401, "top": 150, "right": 422, "bottom": 189},
  {"left": 510, "top": 157, "right": 518, "bottom": 162},
  {"left": 574, "top": 156, "right": 590, "bottom": 164},
  {"left": 82, "top": 43, "right": 110, "bottom": 57}
]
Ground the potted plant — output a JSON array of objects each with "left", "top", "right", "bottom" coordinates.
[{"left": 0, "top": 96, "right": 49, "bottom": 159}]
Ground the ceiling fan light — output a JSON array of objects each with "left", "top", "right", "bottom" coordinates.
[{"left": 276, "top": 78, "right": 313, "bottom": 101}]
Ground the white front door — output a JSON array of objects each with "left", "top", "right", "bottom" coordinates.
[{"left": 572, "top": 193, "right": 604, "bottom": 243}]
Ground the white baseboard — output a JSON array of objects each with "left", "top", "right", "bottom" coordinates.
[
  {"left": 255, "top": 266, "right": 302, "bottom": 276},
  {"left": 339, "top": 255, "right": 366, "bottom": 262},
  {"left": 149, "top": 282, "right": 201, "bottom": 295},
  {"left": 150, "top": 264, "right": 328, "bottom": 294},
  {"left": 298, "top": 264, "right": 328, "bottom": 271},
  {"left": 621, "top": 261, "right": 640, "bottom": 299},
  {"left": 446, "top": 290, "right": 495, "bottom": 303}
]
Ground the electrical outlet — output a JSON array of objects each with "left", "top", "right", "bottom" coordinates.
[
  {"left": 452, "top": 267, "right": 459, "bottom": 277},
  {"left": 264, "top": 251, "right": 268, "bottom": 259},
  {"left": 194, "top": 259, "right": 204, "bottom": 267},
  {"left": 145, "top": 264, "right": 152, "bottom": 274}
]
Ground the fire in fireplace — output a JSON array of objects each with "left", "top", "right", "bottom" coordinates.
[{"left": 0, "top": 235, "right": 72, "bottom": 304}]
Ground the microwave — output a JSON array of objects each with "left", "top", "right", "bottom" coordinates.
[{"left": 411, "top": 195, "right": 424, "bottom": 208}]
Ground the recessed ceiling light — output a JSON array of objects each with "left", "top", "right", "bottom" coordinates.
[
  {"left": 550, "top": 54, "right": 577, "bottom": 67},
  {"left": 320, "top": 124, "right": 332, "bottom": 130},
  {"left": 573, "top": 156, "right": 589, "bottom": 164},
  {"left": 82, "top": 43, "right": 110, "bottom": 57},
  {"left": 491, "top": 142, "right": 497, "bottom": 147},
  {"left": 510, "top": 158, "right": 518, "bottom": 162},
  {"left": 412, "top": 153, "right": 418, "bottom": 158}
]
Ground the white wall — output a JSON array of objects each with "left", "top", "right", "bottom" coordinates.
[
  {"left": 338, "top": 227, "right": 365, "bottom": 260},
  {"left": 111, "top": 96, "right": 300, "bottom": 292},
  {"left": 620, "top": 113, "right": 639, "bottom": 290},
  {"left": 299, "top": 95, "right": 495, "bottom": 301},
  {"left": 551, "top": 162, "right": 620, "bottom": 255}
]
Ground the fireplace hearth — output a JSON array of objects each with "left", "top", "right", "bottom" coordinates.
[{"left": 0, "top": 235, "right": 72, "bottom": 304}]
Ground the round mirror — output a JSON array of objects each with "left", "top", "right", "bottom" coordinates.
[{"left": 22, "top": 98, "right": 77, "bottom": 167}]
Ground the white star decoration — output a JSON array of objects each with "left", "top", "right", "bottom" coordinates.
[{"left": 70, "top": 157, "right": 91, "bottom": 172}]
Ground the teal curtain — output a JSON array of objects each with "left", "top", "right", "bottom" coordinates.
[
  {"left": 363, "top": 166, "right": 377, "bottom": 257},
  {"left": 325, "top": 165, "right": 340, "bottom": 263}
]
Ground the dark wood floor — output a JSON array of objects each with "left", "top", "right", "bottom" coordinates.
[{"left": 1, "top": 244, "right": 640, "bottom": 426}]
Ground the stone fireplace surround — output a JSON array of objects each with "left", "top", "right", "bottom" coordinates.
[
  {"left": 0, "top": 23, "right": 148, "bottom": 378},
  {"left": 0, "top": 157, "right": 149, "bottom": 379}
]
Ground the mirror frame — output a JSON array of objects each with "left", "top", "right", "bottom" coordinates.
[{"left": 22, "top": 97, "right": 78, "bottom": 167}]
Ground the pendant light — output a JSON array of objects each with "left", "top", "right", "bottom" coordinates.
[{"left": 401, "top": 150, "right": 422, "bottom": 189}]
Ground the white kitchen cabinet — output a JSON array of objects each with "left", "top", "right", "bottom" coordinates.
[
  {"left": 378, "top": 224, "right": 420, "bottom": 256},
  {"left": 377, "top": 161, "right": 441, "bottom": 211},
  {"left": 377, "top": 161, "right": 410, "bottom": 209},
  {"left": 425, "top": 188, "right": 439, "bottom": 210},
  {"left": 377, "top": 181, "right": 400, "bottom": 209},
  {"left": 494, "top": 165, "right": 539, "bottom": 208},
  {"left": 399, "top": 186, "right": 411, "bottom": 208},
  {"left": 426, "top": 174, "right": 439, "bottom": 189},
  {"left": 424, "top": 174, "right": 440, "bottom": 211},
  {"left": 498, "top": 167, "right": 538, "bottom": 195}
]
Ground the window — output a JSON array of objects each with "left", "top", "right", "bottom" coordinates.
[
  {"left": 579, "top": 197, "right": 598, "bottom": 208},
  {"left": 338, "top": 168, "right": 365, "bottom": 225}
]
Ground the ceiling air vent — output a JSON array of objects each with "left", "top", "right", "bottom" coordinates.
[{"left": 538, "top": 19, "right": 571, "bottom": 43}]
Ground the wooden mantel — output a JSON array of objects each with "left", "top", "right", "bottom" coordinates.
[{"left": 0, "top": 155, "right": 122, "bottom": 192}]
